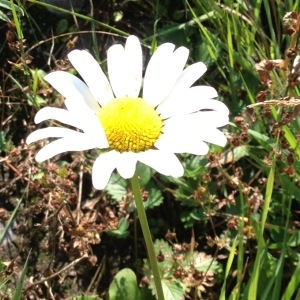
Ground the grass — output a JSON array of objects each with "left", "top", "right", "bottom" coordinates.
[{"left": 0, "top": 0, "right": 299, "bottom": 299}]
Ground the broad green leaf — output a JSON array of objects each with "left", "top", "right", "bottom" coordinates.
[{"left": 108, "top": 268, "right": 141, "bottom": 300}]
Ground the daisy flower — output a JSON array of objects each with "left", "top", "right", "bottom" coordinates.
[{"left": 26, "top": 35, "right": 229, "bottom": 190}]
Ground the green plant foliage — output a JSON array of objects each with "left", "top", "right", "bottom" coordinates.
[
  {"left": 0, "top": 131, "right": 6, "bottom": 152},
  {"left": 0, "top": 0, "right": 23, "bottom": 21},
  {"left": 136, "top": 163, "right": 154, "bottom": 187},
  {"left": 143, "top": 186, "right": 163, "bottom": 209},
  {"left": 108, "top": 268, "right": 141, "bottom": 300},
  {"left": 105, "top": 173, "right": 128, "bottom": 201},
  {"left": 13, "top": 250, "right": 30, "bottom": 300},
  {"left": 144, "top": 239, "right": 222, "bottom": 298},
  {"left": 106, "top": 217, "right": 130, "bottom": 239}
]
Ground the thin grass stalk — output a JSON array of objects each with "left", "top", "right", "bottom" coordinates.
[
  {"left": 281, "top": 257, "right": 300, "bottom": 300},
  {"left": 220, "top": 237, "right": 238, "bottom": 300},
  {"left": 270, "top": 195, "right": 292, "bottom": 299},
  {"left": 13, "top": 250, "right": 31, "bottom": 300},
  {"left": 247, "top": 157, "right": 275, "bottom": 298}
]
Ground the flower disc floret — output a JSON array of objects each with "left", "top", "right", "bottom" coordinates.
[{"left": 97, "top": 97, "right": 163, "bottom": 153}]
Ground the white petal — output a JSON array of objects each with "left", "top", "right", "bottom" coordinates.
[
  {"left": 33, "top": 105, "right": 109, "bottom": 148},
  {"left": 92, "top": 151, "right": 119, "bottom": 190},
  {"left": 155, "top": 132, "right": 209, "bottom": 155},
  {"left": 137, "top": 150, "right": 184, "bottom": 177},
  {"left": 64, "top": 98, "right": 109, "bottom": 147},
  {"left": 34, "top": 107, "right": 81, "bottom": 128},
  {"left": 26, "top": 127, "right": 80, "bottom": 144},
  {"left": 116, "top": 152, "right": 137, "bottom": 178},
  {"left": 164, "top": 110, "right": 229, "bottom": 131},
  {"left": 34, "top": 134, "right": 98, "bottom": 162},
  {"left": 158, "top": 86, "right": 223, "bottom": 119},
  {"left": 161, "top": 112, "right": 228, "bottom": 149},
  {"left": 68, "top": 50, "right": 114, "bottom": 106},
  {"left": 63, "top": 98, "right": 91, "bottom": 113},
  {"left": 198, "top": 128, "right": 227, "bottom": 146},
  {"left": 172, "top": 62, "right": 207, "bottom": 91},
  {"left": 107, "top": 36, "right": 143, "bottom": 98},
  {"left": 107, "top": 44, "right": 127, "bottom": 98},
  {"left": 44, "top": 71, "right": 99, "bottom": 112},
  {"left": 143, "top": 44, "right": 189, "bottom": 107},
  {"left": 123, "top": 35, "right": 142, "bottom": 97},
  {"left": 191, "top": 110, "right": 229, "bottom": 128}
]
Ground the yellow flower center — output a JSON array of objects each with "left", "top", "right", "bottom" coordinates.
[{"left": 97, "top": 97, "right": 163, "bottom": 153}]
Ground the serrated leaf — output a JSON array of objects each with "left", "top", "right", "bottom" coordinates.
[
  {"left": 161, "top": 280, "right": 185, "bottom": 300},
  {"left": 108, "top": 268, "right": 141, "bottom": 300},
  {"left": 144, "top": 187, "right": 163, "bottom": 209},
  {"left": 105, "top": 173, "right": 128, "bottom": 201},
  {"left": 183, "top": 155, "right": 205, "bottom": 178},
  {"left": 145, "top": 250, "right": 185, "bottom": 300},
  {"left": 143, "top": 240, "right": 175, "bottom": 284},
  {"left": 180, "top": 208, "right": 209, "bottom": 228},
  {"left": 193, "top": 252, "right": 220, "bottom": 272},
  {"left": 154, "top": 239, "right": 174, "bottom": 272}
]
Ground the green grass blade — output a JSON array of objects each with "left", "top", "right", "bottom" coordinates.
[
  {"left": 9, "top": 0, "right": 23, "bottom": 39},
  {"left": 247, "top": 157, "right": 275, "bottom": 298},
  {"left": 0, "top": 196, "right": 23, "bottom": 244},
  {"left": 281, "top": 255, "right": 300, "bottom": 300},
  {"left": 220, "top": 236, "right": 238, "bottom": 300},
  {"left": 270, "top": 195, "right": 292, "bottom": 299},
  {"left": 13, "top": 250, "right": 31, "bottom": 300}
]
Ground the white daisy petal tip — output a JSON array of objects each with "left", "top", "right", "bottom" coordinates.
[
  {"left": 126, "top": 35, "right": 140, "bottom": 46},
  {"left": 92, "top": 174, "right": 108, "bottom": 190},
  {"left": 92, "top": 154, "right": 116, "bottom": 190},
  {"left": 170, "top": 164, "right": 184, "bottom": 178},
  {"left": 67, "top": 49, "right": 85, "bottom": 61},
  {"left": 26, "top": 133, "right": 35, "bottom": 145}
]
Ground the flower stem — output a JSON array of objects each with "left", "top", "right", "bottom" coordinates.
[{"left": 130, "top": 172, "right": 164, "bottom": 300}]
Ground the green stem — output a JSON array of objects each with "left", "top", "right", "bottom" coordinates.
[{"left": 130, "top": 172, "right": 164, "bottom": 300}]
